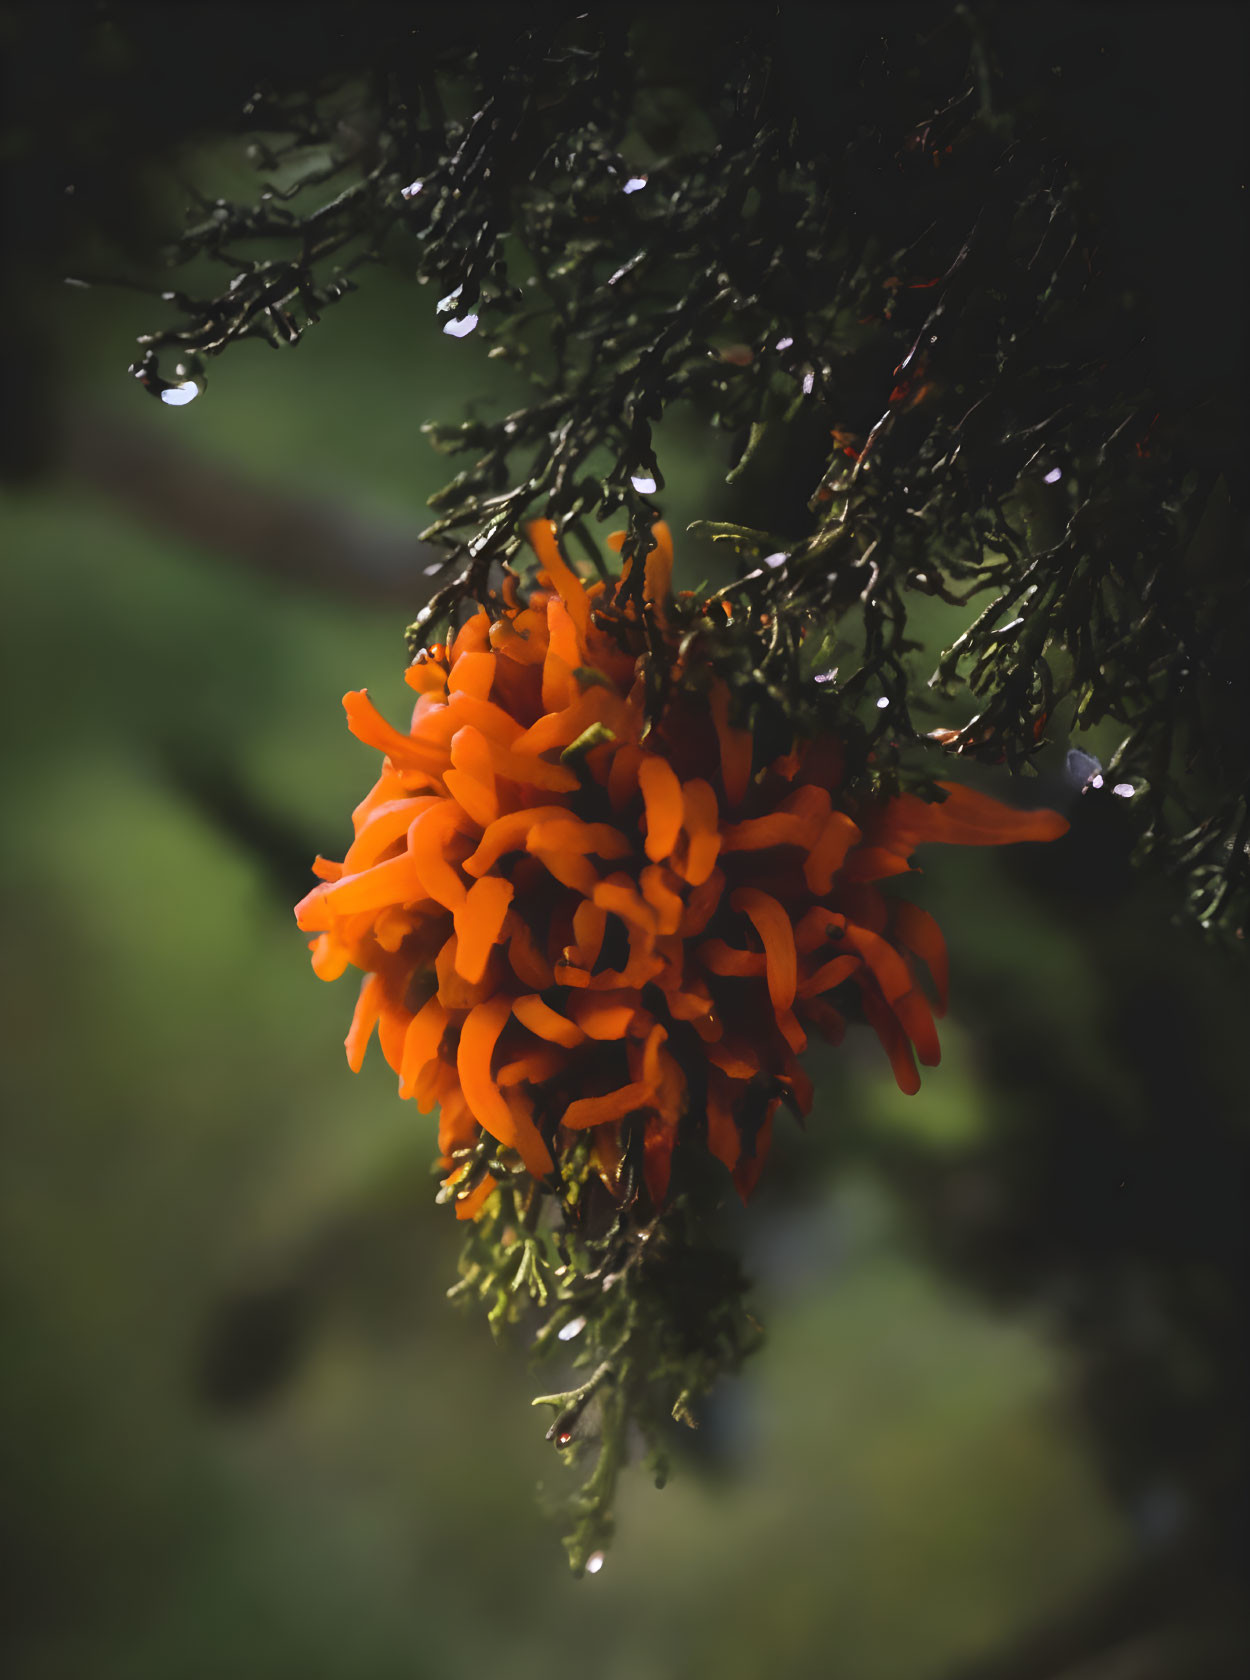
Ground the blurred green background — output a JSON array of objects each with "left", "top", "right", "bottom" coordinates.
[{"left": 3, "top": 11, "right": 1247, "bottom": 1677}]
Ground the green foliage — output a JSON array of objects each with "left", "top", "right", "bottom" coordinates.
[
  {"left": 126, "top": 4, "right": 1247, "bottom": 938},
  {"left": 444, "top": 1136, "right": 760, "bottom": 1572}
]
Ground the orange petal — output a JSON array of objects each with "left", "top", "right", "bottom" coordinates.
[
  {"left": 639, "top": 865, "right": 684, "bottom": 934},
  {"left": 840, "top": 923, "right": 913, "bottom": 1003},
  {"left": 560, "top": 1081, "right": 653, "bottom": 1130},
  {"left": 644, "top": 521, "right": 674, "bottom": 612},
  {"left": 342, "top": 797, "right": 432, "bottom": 873},
  {"left": 804, "top": 812, "right": 862, "bottom": 895},
  {"left": 892, "top": 901, "right": 949, "bottom": 1014},
  {"left": 638, "top": 754, "right": 684, "bottom": 862},
  {"left": 892, "top": 987, "right": 941, "bottom": 1066},
  {"left": 343, "top": 691, "right": 446, "bottom": 779},
  {"left": 452, "top": 1174, "right": 497, "bottom": 1221},
  {"left": 542, "top": 596, "right": 582, "bottom": 714},
  {"left": 680, "top": 867, "right": 725, "bottom": 936},
  {"left": 407, "top": 803, "right": 469, "bottom": 911},
  {"left": 399, "top": 994, "right": 450, "bottom": 1100},
  {"left": 497, "top": 1045, "right": 566, "bottom": 1087},
  {"left": 876, "top": 782, "right": 1069, "bottom": 853},
  {"left": 730, "top": 887, "right": 797, "bottom": 1014},
  {"left": 513, "top": 993, "right": 585, "bottom": 1048},
  {"left": 345, "top": 974, "right": 384, "bottom": 1072},
  {"left": 567, "top": 899, "right": 608, "bottom": 970},
  {"left": 302, "top": 852, "right": 424, "bottom": 927},
  {"left": 839, "top": 846, "right": 914, "bottom": 883},
  {"left": 448, "top": 612, "right": 490, "bottom": 662},
  {"left": 570, "top": 991, "right": 638, "bottom": 1040},
  {"left": 434, "top": 933, "right": 498, "bottom": 1011},
  {"left": 484, "top": 737, "right": 579, "bottom": 793},
  {"left": 452, "top": 876, "right": 515, "bottom": 985},
  {"left": 447, "top": 649, "right": 496, "bottom": 700},
  {"left": 458, "top": 995, "right": 554, "bottom": 1176},
  {"left": 859, "top": 985, "right": 921, "bottom": 1095},
  {"left": 592, "top": 874, "right": 658, "bottom": 932},
  {"left": 404, "top": 658, "right": 449, "bottom": 698},
  {"left": 506, "top": 914, "right": 556, "bottom": 990},
  {"left": 527, "top": 817, "right": 631, "bottom": 860},
  {"left": 721, "top": 811, "right": 822, "bottom": 852},
  {"left": 526, "top": 520, "right": 590, "bottom": 639},
  {"left": 444, "top": 691, "right": 525, "bottom": 745},
  {"left": 698, "top": 939, "right": 767, "bottom": 977},
  {"left": 705, "top": 1074, "right": 742, "bottom": 1172},
  {"left": 709, "top": 683, "right": 752, "bottom": 807},
  {"left": 607, "top": 742, "right": 645, "bottom": 813},
  {"left": 446, "top": 726, "right": 500, "bottom": 828},
  {"left": 309, "top": 933, "right": 350, "bottom": 981},
  {"left": 798, "top": 953, "right": 860, "bottom": 998},
  {"left": 678, "top": 778, "right": 721, "bottom": 885},
  {"left": 512, "top": 687, "right": 620, "bottom": 756},
  {"left": 464, "top": 805, "right": 571, "bottom": 876},
  {"left": 706, "top": 1039, "right": 762, "bottom": 1079}
]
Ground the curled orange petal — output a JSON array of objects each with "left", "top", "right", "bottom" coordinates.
[
  {"left": 446, "top": 726, "right": 500, "bottom": 828},
  {"left": 526, "top": 520, "right": 590, "bottom": 640},
  {"left": 730, "top": 887, "right": 797, "bottom": 1015},
  {"left": 805, "top": 812, "right": 861, "bottom": 895},
  {"left": 639, "top": 753, "right": 684, "bottom": 862},
  {"left": 709, "top": 683, "right": 752, "bottom": 807},
  {"left": 892, "top": 901, "right": 949, "bottom": 1014},
  {"left": 343, "top": 691, "right": 446, "bottom": 780},
  {"left": 513, "top": 994, "right": 585, "bottom": 1048},
  {"left": 452, "top": 876, "right": 515, "bottom": 985},
  {"left": 877, "top": 782, "right": 1069, "bottom": 853},
  {"left": 408, "top": 803, "right": 470, "bottom": 911},
  {"left": 447, "top": 650, "right": 496, "bottom": 700},
  {"left": 464, "top": 805, "right": 570, "bottom": 876},
  {"left": 560, "top": 1081, "right": 653, "bottom": 1130},
  {"left": 399, "top": 995, "right": 450, "bottom": 1101},
  {"left": 679, "top": 778, "right": 721, "bottom": 885},
  {"left": 345, "top": 974, "right": 384, "bottom": 1072},
  {"left": 570, "top": 991, "right": 638, "bottom": 1040},
  {"left": 458, "top": 996, "right": 554, "bottom": 1176}
]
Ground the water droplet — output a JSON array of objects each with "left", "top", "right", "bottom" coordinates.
[
  {"left": 586, "top": 1551, "right": 605, "bottom": 1574},
  {"left": 630, "top": 473, "right": 657, "bottom": 494},
  {"left": 557, "top": 1316, "right": 586, "bottom": 1342},
  {"left": 876, "top": 696, "right": 890, "bottom": 709},
  {"left": 622, "top": 176, "right": 647, "bottom": 194},
  {"left": 159, "top": 382, "right": 200, "bottom": 406},
  {"left": 1066, "top": 748, "right": 1103, "bottom": 793},
  {"left": 1044, "top": 466, "right": 1063, "bottom": 484},
  {"left": 443, "top": 314, "right": 479, "bottom": 338}
]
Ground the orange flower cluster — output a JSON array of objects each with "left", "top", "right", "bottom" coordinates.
[{"left": 296, "top": 522, "right": 1067, "bottom": 1216}]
